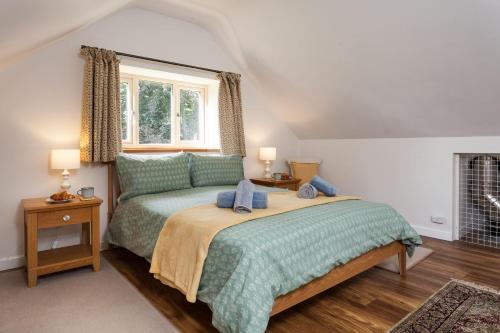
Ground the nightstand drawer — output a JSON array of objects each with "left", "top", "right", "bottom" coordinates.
[{"left": 38, "top": 208, "right": 92, "bottom": 228}]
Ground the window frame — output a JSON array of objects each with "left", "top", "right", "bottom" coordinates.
[
  {"left": 120, "top": 73, "right": 208, "bottom": 149},
  {"left": 120, "top": 77, "right": 133, "bottom": 145}
]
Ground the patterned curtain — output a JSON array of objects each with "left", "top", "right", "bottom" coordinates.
[
  {"left": 217, "top": 72, "right": 246, "bottom": 157},
  {"left": 80, "top": 47, "right": 122, "bottom": 163}
]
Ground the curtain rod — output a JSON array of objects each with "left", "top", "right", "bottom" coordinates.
[{"left": 80, "top": 45, "right": 225, "bottom": 74}]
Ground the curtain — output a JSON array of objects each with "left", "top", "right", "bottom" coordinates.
[
  {"left": 217, "top": 72, "right": 246, "bottom": 157},
  {"left": 80, "top": 47, "right": 122, "bottom": 163}
]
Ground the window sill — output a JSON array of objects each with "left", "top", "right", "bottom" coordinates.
[{"left": 122, "top": 146, "right": 221, "bottom": 153}]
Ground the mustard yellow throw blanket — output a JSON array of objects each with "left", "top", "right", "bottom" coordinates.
[{"left": 149, "top": 192, "right": 359, "bottom": 302}]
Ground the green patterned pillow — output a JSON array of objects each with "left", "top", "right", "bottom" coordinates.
[
  {"left": 116, "top": 153, "right": 191, "bottom": 200},
  {"left": 190, "top": 154, "right": 244, "bottom": 187}
]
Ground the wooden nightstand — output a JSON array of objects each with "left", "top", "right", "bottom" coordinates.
[
  {"left": 250, "top": 178, "right": 301, "bottom": 191},
  {"left": 22, "top": 196, "right": 102, "bottom": 287}
]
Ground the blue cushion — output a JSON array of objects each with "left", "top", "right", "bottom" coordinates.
[
  {"left": 310, "top": 175, "right": 336, "bottom": 197},
  {"left": 216, "top": 191, "right": 268, "bottom": 209}
]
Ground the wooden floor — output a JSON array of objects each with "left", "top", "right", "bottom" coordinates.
[{"left": 103, "top": 237, "right": 500, "bottom": 333}]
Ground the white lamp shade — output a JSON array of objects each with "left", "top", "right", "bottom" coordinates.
[
  {"left": 259, "top": 147, "right": 276, "bottom": 161},
  {"left": 51, "top": 149, "right": 81, "bottom": 170}
]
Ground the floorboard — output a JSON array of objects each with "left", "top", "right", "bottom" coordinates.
[{"left": 103, "top": 237, "right": 500, "bottom": 333}]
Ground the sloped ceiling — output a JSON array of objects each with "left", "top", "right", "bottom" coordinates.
[
  {"left": 2, "top": 0, "right": 500, "bottom": 139},
  {"left": 0, "top": 0, "right": 130, "bottom": 67}
]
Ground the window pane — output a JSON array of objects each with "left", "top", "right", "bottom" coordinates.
[
  {"left": 138, "top": 80, "right": 172, "bottom": 144},
  {"left": 119, "top": 81, "right": 130, "bottom": 141},
  {"left": 180, "top": 89, "right": 201, "bottom": 141}
]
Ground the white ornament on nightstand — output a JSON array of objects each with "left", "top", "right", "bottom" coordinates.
[
  {"left": 259, "top": 147, "right": 276, "bottom": 179},
  {"left": 51, "top": 149, "right": 81, "bottom": 191}
]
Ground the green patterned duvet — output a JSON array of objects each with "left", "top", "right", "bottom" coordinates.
[{"left": 106, "top": 186, "right": 421, "bottom": 333}]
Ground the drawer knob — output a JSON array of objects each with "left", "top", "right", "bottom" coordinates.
[{"left": 62, "top": 215, "right": 71, "bottom": 222}]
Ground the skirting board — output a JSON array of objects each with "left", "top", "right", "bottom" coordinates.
[
  {"left": 0, "top": 242, "right": 109, "bottom": 272},
  {"left": 411, "top": 225, "right": 453, "bottom": 241},
  {"left": 0, "top": 255, "right": 25, "bottom": 271},
  {"left": 0, "top": 230, "right": 447, "bottom": 272}
]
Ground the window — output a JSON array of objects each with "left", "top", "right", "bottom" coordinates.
[
  {"left": 179, "top": 89, "right": 202, "bottom": 142},
  {"left": 120, "top": 80, "right": 132, "bottom": 143},
  {"left": 137, "top": 79, "right": 173, "bottom": 144},
  {"left": 119, "top": 65, "right": 219, "bottom": 149}
]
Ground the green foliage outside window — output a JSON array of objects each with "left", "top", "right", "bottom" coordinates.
[
  {"left": 119, "top": 77, "right": 204, "bottom": 145},
  {"left": 180, "top": 89, "right": 200, "bottom": 141},
  {"left": 138, "top": 80, "right": 172, "bottom": 144}
]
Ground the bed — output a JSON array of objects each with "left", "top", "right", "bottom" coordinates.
[{"left": 105, "top": 161, "right": 422, "bottom": 333}]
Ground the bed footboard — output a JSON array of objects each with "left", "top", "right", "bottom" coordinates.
[{"left": 271, "top": 241, "right": 406, "bottom": 316}]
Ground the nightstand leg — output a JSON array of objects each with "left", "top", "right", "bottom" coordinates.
[
  {"left": 91, "top": 206, "right": 100, "bottom": 272},
  {"left": 28, "top": 271, "right": 37, "bottom": 287},
  {"left": 26, "top": 213, "right": 38, "bottom": 287},
  {"left": 24, "top": 224, "right": 27, "bottom": 272}
]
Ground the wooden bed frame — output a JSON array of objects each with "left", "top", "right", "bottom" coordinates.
[{"left": 106, "top": 158, "right": 407, "bottom": 316}]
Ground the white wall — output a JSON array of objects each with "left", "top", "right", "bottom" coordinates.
[
  {"left": 0, "top": 7, "right": 298, "bottom": 270},
  {"left": 299, "top": 137, "right": 500, "bottom": 241},
  {"left": 194, "top": 0, "right": 500, "bottom": 139}
]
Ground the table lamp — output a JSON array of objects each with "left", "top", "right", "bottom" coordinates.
[
  {"left": 51, "top": 149, "right": 81, "bottom": 191},
  {"left": 259, "top": 147, "right": 276, "bottom": 179}
]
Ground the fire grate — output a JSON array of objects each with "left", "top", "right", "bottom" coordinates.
[{"left": 458, "top": 154, "right": 500, "bottom": 248}]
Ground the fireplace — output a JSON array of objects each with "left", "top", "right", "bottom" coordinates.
[{"left": 458, "top": 154, "right": 500, "bottom": 248}]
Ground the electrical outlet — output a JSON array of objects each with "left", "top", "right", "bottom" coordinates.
[{"left": 431, "top": 216, "right": 446, "bottom": 224}]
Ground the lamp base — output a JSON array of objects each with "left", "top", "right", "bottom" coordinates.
[
  {"left": 60, "top": 169, "right": 71, "bottom": 191},
  {"left": 264, "top": 161, "right": 272, "bottom": 179}
]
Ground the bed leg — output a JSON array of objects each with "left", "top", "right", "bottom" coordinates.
[{"left": 398, "top": 245, "right": 407, "bottom": 276}]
